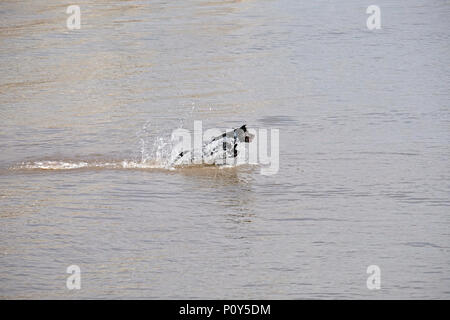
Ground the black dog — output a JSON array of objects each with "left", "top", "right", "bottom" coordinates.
[{"left": 170, "top": 125, "right": 254, "bottom": 166}]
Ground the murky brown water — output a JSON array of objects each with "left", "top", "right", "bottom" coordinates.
[{"left": 0, "top": 0, "right": 449, "bottom": 299}]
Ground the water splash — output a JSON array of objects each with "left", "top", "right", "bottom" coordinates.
[{"left": 136, "top": 120, "right": 174, "bottom": 168}]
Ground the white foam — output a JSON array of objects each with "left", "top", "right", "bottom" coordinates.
[
  {"left": 14, "top": 160, "right": 165, "bottom": 171},
  {"left": 21, "top": 161, "right": 90, "bottom": 170}
]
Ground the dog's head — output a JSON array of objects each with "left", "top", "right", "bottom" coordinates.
[{"left": 235, "top": 124, "right": 254, "bottom": 143}]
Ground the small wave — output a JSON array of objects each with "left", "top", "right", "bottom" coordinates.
[{"left": 11, "top": 160, "right": 166, "bottom": 171}]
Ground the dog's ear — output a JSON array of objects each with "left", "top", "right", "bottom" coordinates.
[{"left": 240, "top": 124, "right": 247, "bottom": 132}]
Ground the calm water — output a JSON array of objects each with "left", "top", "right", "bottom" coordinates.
[{"left": 0, "top": 0, "right": 449, "bottom": 299}]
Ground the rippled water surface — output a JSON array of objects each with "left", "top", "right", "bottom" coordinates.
[{"left": 1, "top": 0, "right": 449, "bottom": 299}]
